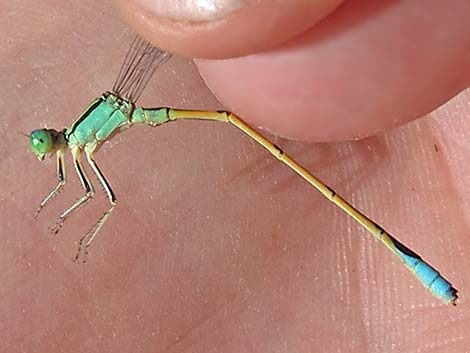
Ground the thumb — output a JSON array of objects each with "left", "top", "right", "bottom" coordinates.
[{"left": 113, "top": 0, "right": 345, "bottom": 58}]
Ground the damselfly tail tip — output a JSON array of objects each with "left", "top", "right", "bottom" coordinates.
[
  {"left": 434, "top": 280, "right": 459, "bottom": 306},
  {"left": 439, "top": 285, "right": 458, "bottom": 306},
  {"left": 449, "top": 288, "right": 458, "bottom": 306}
]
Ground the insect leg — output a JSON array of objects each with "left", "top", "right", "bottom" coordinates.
[
  {"left": 74, "top": 143, "right": 116, "bottom": 262},
  {"left": 34, "top": 150, "right": 66, "bottom": 219},
  {"left": 50, "top": 146, "right": 94, "bottom": 234}
]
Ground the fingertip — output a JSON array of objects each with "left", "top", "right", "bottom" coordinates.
[
  {"left": 196, "top": 0, "right": 470, "bottom": 142},
  {"left": 113, "top": 0, "right": 345, "bottom": 58}
]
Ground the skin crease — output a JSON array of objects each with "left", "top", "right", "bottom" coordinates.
[{"left": 1, "top": 1, "right": 470, "bottom": 353}]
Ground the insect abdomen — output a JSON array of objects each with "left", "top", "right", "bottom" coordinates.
[{"left": 131, "top": 107, "right": 169, "bottom": 126}]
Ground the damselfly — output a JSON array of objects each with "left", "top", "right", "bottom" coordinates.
[{"left": 28, "top": 35, "right": 458, "bottom": 304}]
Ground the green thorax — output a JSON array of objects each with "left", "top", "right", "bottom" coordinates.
[{"left": 66, "top": 92, "right": 134, "bottom": 148}]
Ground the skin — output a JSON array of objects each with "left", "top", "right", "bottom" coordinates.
[
  {"left": 1, "top": 0, "right": 469, "bottom": 352},
  {"left": 117, "top": 0, "right": 470, "bottom": 141}
]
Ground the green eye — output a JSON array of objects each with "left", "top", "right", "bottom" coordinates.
[{"left": 29, "top": 129, "right": 53, "bottom": 156}]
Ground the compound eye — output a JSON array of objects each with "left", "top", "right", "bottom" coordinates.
[{"left": 29, "top": 129, "right": 53, "bottom": 156}]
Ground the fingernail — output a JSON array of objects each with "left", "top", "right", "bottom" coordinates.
[{"left": 136, "top": 0, "right": 246, "bottom": 22}]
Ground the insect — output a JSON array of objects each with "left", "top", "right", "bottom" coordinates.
[{"left": 28, "top": 35, "right": 458, "bottom": 304}]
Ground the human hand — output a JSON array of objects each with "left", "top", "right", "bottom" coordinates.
[
  {"left": 1, "top": 0, "right": 469, "bottom": 352},
  {"left": 116, "top": 0, "right": 470, "bottom": 141}
]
